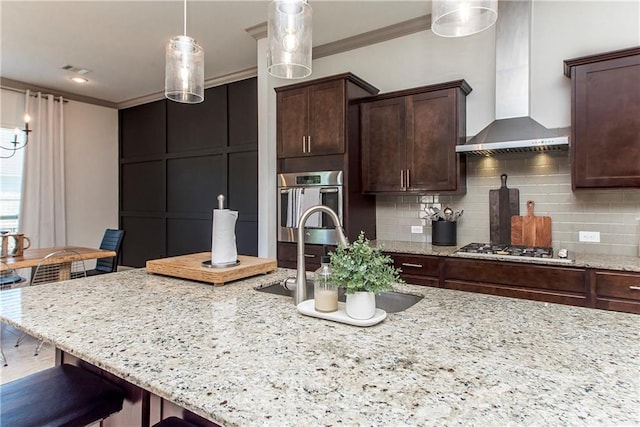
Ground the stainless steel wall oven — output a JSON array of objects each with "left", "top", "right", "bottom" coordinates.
[{"left": 277, "top": 171, "right": 343, "bottom": 244}]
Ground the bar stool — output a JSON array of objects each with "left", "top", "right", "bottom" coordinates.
[
  {"left": 153, "top": 417, "right": 200, "bottom": 427},
  {"left": 0, "top": 364, "right": 126, "bottom": 427}
]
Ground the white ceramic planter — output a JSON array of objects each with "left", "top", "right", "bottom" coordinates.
[{"left": 345, "top": 291, "right": 376, "bottom": 319}]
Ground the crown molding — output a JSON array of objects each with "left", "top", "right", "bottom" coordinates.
[
  {"left": 246, "top": 22, "right": 268, "bottom": 40},
  {"left": 116, "top": 67, "right": 258, "bottom": 110},
  {"left": 245, "top": 14, "right": 430, "bottom": 59},
  {"left": 314, "top": 15, "right": 430, "bottom": 59},
  {"left": 0, "top": 77, "right": 117, "bottom": 109}
]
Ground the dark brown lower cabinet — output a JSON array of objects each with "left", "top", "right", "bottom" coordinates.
[
  {"left": 592, "top": 270, "right": 640, "bottom": 314},
  {"left": 387, "top": 252, "right": 440, "bottom": 287},
  {"left": 277, "top": 242, "right": 327, "bottom": 271},
  {"left": 443, "top": 258, "right": 587, "bottom": 307},
  {"left": 385, "top": 253, "right": 639, "bottom": 314}
]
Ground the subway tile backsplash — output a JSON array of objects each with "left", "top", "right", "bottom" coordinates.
[{"left": 375, "top": 151, "right": 640, "bottom": 257}]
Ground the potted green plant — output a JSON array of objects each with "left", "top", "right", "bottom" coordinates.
[{"left": 329, "top": 232, "right": 404, "bottom": 319}]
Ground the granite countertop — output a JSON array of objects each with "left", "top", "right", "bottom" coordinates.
[
  {"left": 374, "top": 240, "right": 640, "bottom": 272},
  {"left": 1, "top": 269, "right": 638, "bottom": 426}
]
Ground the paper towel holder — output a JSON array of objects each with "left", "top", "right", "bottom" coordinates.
[{"left": 202, "top": 193, "right": 240, "bottom": 269}]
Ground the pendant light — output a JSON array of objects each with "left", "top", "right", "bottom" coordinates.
[
  {"left": 431, "top": 0, "right": 498, "bottom": 38},
  {"left": 165, "top": 0, "right": 204, "bottom": 103},
  {"left": 267, "top": 0, "right": 312, "bottom": 79}
]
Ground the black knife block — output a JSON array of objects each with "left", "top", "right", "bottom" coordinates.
[{"left": 432, "top": 221, "right": 457, "bottom": 246}]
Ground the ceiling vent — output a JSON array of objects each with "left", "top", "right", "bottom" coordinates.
[{"left": 61, "top": 65, "right": 91, "bottom": 75}]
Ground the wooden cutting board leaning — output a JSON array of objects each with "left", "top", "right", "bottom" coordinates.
[
  {"left": 511, "top": 200, "right": 552, "bottom": 247},
  {"left": 489, "top": 174, "right": 519, "bottom": 245}
]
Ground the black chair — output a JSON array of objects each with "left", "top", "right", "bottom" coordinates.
[
  {"left": 86, "top": 229, "right": 125, "bottom": 276},
  {"left": 0, "top": 260, "right": 25, "bottom": 290},
  {"left": 0, "top": 364, "right": 126, "bottom": 427}
]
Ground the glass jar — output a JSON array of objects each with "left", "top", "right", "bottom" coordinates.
[{"left": 314, "top": 256, "right": 338, "bottom": 312}]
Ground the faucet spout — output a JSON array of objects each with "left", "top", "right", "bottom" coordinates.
[{"left": 294, "top": 205, "right": 348, "bottom": 306}]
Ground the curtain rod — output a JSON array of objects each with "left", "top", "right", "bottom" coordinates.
[{"left": 1, "top": 85, "right": 69, "bottom": 103}]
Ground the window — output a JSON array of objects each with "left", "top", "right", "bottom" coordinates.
[{"left": 0, "top": 127, "right": 25, "bottom": 232}]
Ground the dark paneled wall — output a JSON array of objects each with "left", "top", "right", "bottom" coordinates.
[{"left": 119, "top": 78, "right": 258, "bottom": 267}]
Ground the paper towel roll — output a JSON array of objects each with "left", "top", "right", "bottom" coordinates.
[{"left": 211, "top": 209, "right": 238, "bottom": 265}]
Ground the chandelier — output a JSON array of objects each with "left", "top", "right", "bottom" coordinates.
[
  {"left": 165, "top": 0, "right": 204, "bottom": 103},
  {"left": 1, "top": 114, "right": 32, "bottom": 159},
  {"left": 267, "top": 0, "right": 313, "bottom": 79},
  {"left": 431, "top": 0, "right": 498, "bottom": 38}
]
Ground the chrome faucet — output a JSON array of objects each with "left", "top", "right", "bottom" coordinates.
[{"left": 285, "top": 205, "right": 349, "bottom": 306}]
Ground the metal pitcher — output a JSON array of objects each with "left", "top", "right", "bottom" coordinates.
[{"left": 0, "top": 233, "right": 31, "bottom": 258}]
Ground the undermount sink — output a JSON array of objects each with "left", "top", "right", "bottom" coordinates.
[{"left": 256, "top": 281, "right": 424, "bottom": 313}]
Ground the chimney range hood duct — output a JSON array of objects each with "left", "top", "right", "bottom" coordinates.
[{"left": 456, "top": 0, "right": 569, "bottom": 156}]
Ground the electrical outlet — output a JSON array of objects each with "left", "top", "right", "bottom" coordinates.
[
  {"left": 411, "top": 225, "right": 423, "bottom": 234},
  {"left": 579, "top": 231, "right": 600, "bottom": 243}
]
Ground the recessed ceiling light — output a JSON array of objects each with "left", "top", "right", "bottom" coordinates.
[{"left": 70, "top": 76, "right": 88, "bottom": 84}]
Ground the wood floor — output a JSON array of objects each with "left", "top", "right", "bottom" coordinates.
[{"left": 1, "top": 323, "right": 54, "bottom": 384}]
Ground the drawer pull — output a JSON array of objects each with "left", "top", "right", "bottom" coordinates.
[
  {"left": 304, "top": 254, "right": 316, "bottom": 258},
  {"left": 630, "top": 286, "right": 640, "bottom": 291},
  {"left": 401, "top": 262, "right": 423, "bottom": 268}
]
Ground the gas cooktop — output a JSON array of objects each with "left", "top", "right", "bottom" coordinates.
[{"left": 455, "top": 243, "right": 573, "bottom": 264}]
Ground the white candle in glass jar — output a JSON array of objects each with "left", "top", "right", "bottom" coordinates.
[{"left": 314, "top": 289, "right": 338, "bottom": 312}]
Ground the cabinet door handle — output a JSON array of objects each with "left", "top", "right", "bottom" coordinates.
[
  {"left": 401, "top": 262, "right": 423, "bottom": 268},
  {"left": 406, "top": 169, "right": 411, "bottom": 188},
  {"left": 302, "top": 136, "right": 307, "bottom": 153},
  {"left": 304, "top": 253, "right": 316, "bottom": 258},
  {"left": 630, "top": 286, "right": 640, "bottom": 291},
  {"left": 400, "top": 170, "right": 405, "bottom": 189},
  {"left": 308, "top": 135, "right": 311, "bottom": 153}
]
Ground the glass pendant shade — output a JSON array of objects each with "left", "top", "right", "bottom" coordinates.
[
  {"left": 431, "top": 0, "right": 498, "bottom": 37},
  {"left": 267, "top": 0, "right": 312, "bottom": 79},
  {"left": 165, "top": 35, "right": 204, "bottom": 103}
]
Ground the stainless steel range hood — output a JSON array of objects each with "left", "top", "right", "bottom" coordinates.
[{"left": 456, "top": 0, "right": 569, "bottom": 156}]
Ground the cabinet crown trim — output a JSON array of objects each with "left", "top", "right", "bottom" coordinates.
[
  {"left": 563, "top": 46, "right": 640, "bottom": 77},
  {"left": 357, "top": 79, "right": 472, "bottom": 103},
  {"left": 274, "top": 72, "right": 379, "bottom": 95}
]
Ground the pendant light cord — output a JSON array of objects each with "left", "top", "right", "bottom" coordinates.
[{"left": 183, "top": 0, "right": 187, "bottom": 36}]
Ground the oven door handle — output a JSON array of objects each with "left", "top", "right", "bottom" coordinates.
[
  {"left": 319, "top": 188, "right": 338, "bottom": 194},
  {"left": 279, "top": 187, "right": 339, "bottom": 194}
]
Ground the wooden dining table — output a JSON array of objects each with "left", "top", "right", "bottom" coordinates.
[{"left": 0, "top": 246, "right": 117, "bottom": 281}]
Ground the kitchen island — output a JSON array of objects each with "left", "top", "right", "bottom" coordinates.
[{"left": 1, "top": 269, "right": 638, "bottom": 426}]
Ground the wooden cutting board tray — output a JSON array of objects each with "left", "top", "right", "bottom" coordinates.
[{"left": 146, "top": 253, "right": 277, "bottom": 286}]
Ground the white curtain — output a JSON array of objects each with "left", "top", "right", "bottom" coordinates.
[{"left": 19, "top": 90, "right": 66, "bottom": 247}]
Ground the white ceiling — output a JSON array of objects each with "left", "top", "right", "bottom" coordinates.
[{"left": 0, "top": 1, "right": 431, "bottom": 106}]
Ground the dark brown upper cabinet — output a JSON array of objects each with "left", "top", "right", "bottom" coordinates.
[
  {"left": 275, "top": 73, "right": 378, "bottom": 159},
  {"left": 360, "top": 80, "right": 471, "bottom": 194},
  {"left": 564, "top": 47, "right": 640, "bottom": 189}
]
